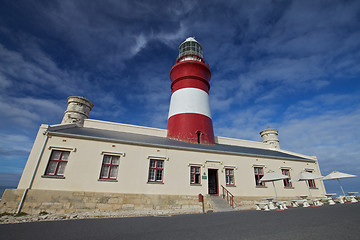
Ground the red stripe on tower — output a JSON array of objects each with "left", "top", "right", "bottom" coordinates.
[{"left": 167, "top": 37, "right": 215, "bottom": 144}]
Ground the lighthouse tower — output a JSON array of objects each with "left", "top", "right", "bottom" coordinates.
[{"left": 167, "top": 37, "right": 215, "bottom": 144}]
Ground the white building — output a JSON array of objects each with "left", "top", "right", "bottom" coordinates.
[{"left": 0, "top": 38, "right": 326, "bottom": 215}]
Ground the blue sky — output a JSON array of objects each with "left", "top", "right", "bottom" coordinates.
[{"left": 0, "top": 0, "right": 359, "bottom": 195}]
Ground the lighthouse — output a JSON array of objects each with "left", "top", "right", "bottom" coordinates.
[{"left": 167, "top": 37, "right": 215, "bottom": 144}]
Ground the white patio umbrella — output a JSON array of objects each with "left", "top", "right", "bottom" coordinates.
[
  {"left": 260, "top": 171, "right": 290, "bottom": 202},
  {"left": 295, "top": 172, "right": 323, "bottom": 197},
  {"left": 323, "top": 171, "right": 357, "bottom": 196}
]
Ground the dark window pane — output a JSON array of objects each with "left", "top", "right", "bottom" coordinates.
[
  {"left": 156, "top": 169, "right": 163, "bottom": 181},
  {"left": 148, "top": 169, "right": 155, "bottom": 181},
  {"left": 109, "top": 166, "right": 118, "bottom": 178},
  {"left": 46, "top": 161, "right": 57, "bottom": 175},
  {"left": 111, "top": 156, "right": 120, "bottom": 165},
  {"left": 57, "top": 162, "right": 67, "bottom": 175},
  {"left": 229, "top": 176, "right": 234, "bottom": 185},
  {"left": 100, "top": 165, "right": 110, "bottom": 178},
  {"left": 61, "top": 152, "right": 69, "bottom": 160},
  {"left": 195, "top": 174, "right": 200, "bottom": 184},
  {"left": 157, "top": 160, "right": 163, "bottom": 168},
  {"left": 51, "top": 151, "right": 61, "bottom": 160},
  {"left": 103, "top": 155, "right": 111, "bottom": 164}
]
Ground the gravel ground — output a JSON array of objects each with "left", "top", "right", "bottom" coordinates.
[{"left": 0, "top": 208, "right": 201, "bottom": 224}]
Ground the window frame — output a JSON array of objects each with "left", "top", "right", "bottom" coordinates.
[
  {"left": 99, "top": 154, "right": 120, "bottom": 180},
  {"left": 148, "top": 159, "right": 164, "bottom": 183},
  {"left": 190, "top": 166, "right": 201, "bottom": 185},
  {"left": 306, "top": 170, "right": 317, "bottom": 188},
  {"left": 254, "top": 167, "right": 265, "bottom": 186},
  {"left": 225, "top": 168, "right": 235, "bottom": 186},
  {"left": 44, "top": 150, "right": 70, "bottom": 177},
  {"left": 281, "top": 169, "right": 292, "bottom": 188}
]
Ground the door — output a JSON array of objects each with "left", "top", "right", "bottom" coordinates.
[{"left": 208, "top": 169, "right": 218, "bottom": 195}]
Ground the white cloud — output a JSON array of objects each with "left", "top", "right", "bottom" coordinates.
[
  {"left": 155, "top": 22, "right": 188, "bottom": 47},
  {"left": 0, "top": 73, "right": 12, "bottom": 90},
  {"left": 131, "top": 34, "right": 148, "bottom": 56},
  {"left": 0, "top": 172, "right": 22, "bottom": 187},
  {"left": 0, "top": 96, "right": 64, "bottom": 129},
  {"left": 0, "top": 133, "right": 33, "bottom": 156},
  {"left": 0, "top": 42, "right": 89, "bottom": 97}
]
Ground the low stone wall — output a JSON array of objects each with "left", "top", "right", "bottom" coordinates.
[{"left": 0, "top": 189, "right": 213, "bottom": 215}]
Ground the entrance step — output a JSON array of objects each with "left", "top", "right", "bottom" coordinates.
[{"left": 209, "top": 196, "right": 235, "bottom": 212}]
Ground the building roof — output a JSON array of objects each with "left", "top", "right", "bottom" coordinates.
[{"left": 47, "top": 125, "right": 314, "bottom": 162}]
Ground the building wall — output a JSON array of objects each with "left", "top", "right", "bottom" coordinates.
[
  {"left": 215, "top": 136, "right": 269, "bottom": 148},
  {"left": 2, "top": 123, "right": 326, "bottom": 214},
  {"left": 0, "top": 189, "right": 209, "bottom": 215},
  {"left": 83, "top": 119, "right": 167, "bottom": 138},
  {"left": 17, "top": 125, "right": 326, "bottom": 199}
]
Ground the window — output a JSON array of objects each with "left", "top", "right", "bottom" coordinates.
[
  {"left": 306, "top": 170, "right": 316, "bottom": 188},
  {"left": 196, "top": 131, "right": 202, "bottom": 144},
  {"left": 254, "top": 167, "right": 265, "bottom": 186},
  {"left": 45, "top": 150, "right": 70, "bottom": 176},
  {"left": 282, "top": 169, "right": 292, "bottom": 187},
  {"left": 148, "top": 159, "right": 164, "bottom": 182},
  {"left": 99, "top": 155, "right": 120, "bottom": 180},
  {"left": 190, "top": 166, "right": 201, "bottom": 184},
  {"left": 225, "top": 168, "right": 235, "bottom": 186}
]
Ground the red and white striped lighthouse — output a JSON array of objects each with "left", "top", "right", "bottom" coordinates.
[{"left": 167, "top": 37, "right": 215, "bottom": 144}]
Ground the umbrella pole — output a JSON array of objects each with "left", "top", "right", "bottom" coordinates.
[
  {"left": 337, "top": 179, "right": 346, "bottom": 196},
  {"left": 272, "top": 181, "right": 278, "bottom": 202}
]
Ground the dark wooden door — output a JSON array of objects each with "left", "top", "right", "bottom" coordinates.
[{"left": 208, "top": 169, "right": 218, "bottom": 195}]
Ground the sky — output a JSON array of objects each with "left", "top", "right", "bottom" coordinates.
[{"left": 0, "top": 0, "right": 359, "bottom": 195}]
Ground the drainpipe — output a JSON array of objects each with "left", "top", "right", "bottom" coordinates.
[{"left": 16, "top": 131, "right": 49, "bottom": 214}]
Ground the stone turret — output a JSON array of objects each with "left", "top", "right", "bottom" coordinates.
[
  {"left": 260, "top": 127, "right": 280, "bottom": 149},
  {"left": 61, "top": 96, "right": 94, "bottom": 126}
]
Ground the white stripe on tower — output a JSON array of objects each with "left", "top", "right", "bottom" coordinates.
[{"left": 168, "top": 88, "right": 211, "bottom": 119}]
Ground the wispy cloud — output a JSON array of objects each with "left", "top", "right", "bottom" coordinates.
[{"left": 0, "top": 172, "right": 22, "bottom": 187}]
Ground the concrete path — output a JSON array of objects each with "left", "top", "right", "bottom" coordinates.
[{"left": 1, "top": 203, "right": 359, "bottom": 240}]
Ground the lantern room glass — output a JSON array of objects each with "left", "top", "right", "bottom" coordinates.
[{"left": 178, "top": 39, "right": 203, "bottom": 60}]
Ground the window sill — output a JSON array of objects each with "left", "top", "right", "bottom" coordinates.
[
  {"left": 41, "top": 175, "right": 65, "bottom": 179},
  {"left": 256, "top": 185, "right": 267, "bottom": 188},
  {"left": 226, "top": 185, "right": 236, "bottom": 187},
  {"left": 98, "top": 179, "right": 118, "bottom": 182},
  {"left": 147, "top": 181, "right": 164, "bottom": 184},
  {"left": 309, "top": 187, "right": 318, "bottom": 189},
  {"left": 284, "top": 187, "right": 295, "bottom": 189},
  {"left": 190, "top": 184, "right": 202, "bottom": 186}
]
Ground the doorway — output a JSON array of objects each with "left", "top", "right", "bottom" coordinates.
[{"left": 208, "top": 169, "right": 218, "bottom": 195}]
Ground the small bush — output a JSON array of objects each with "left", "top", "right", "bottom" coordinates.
[
  {"left": 14, "top": 212, "right": 28, "bottom": 217},
  {"left": 0, "top": 212, "right": 13, "bottom": 217},
  {"left": 39, "top": 211, "right": 48, "bottom": 216}
]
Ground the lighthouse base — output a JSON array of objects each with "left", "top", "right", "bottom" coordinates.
[{"left": 167, "top": 113, "right": 215, "bottom": 144}]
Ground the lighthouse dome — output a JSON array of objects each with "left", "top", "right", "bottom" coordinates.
[{"left": 177, "top": 37, "right": 204, "bottom": 62}]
